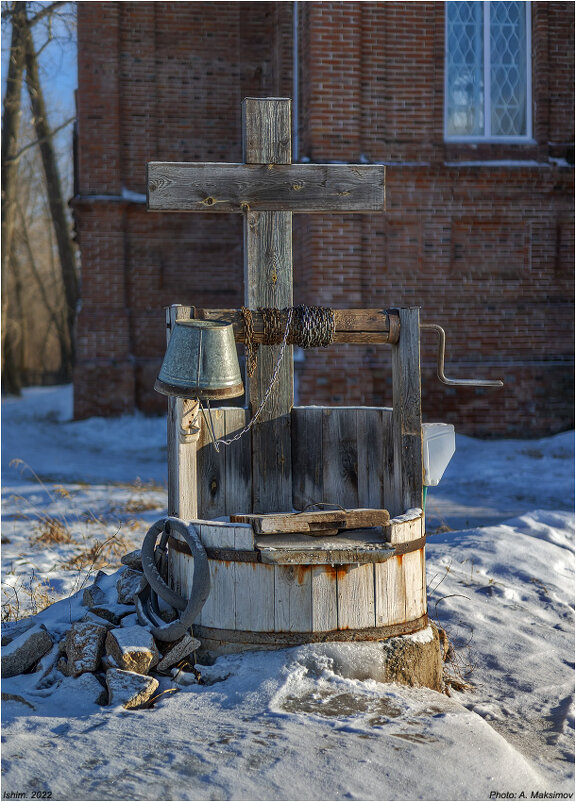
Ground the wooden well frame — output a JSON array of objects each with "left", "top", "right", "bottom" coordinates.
[
  {"left": 164, "top": 304, "right": 427, "bottom": 654},
  {"left": 149, "top": 98, "right": 428, "bottom": 654}
]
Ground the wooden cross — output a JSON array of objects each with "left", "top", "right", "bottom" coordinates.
[{"left": 148, "top": 97, "right": 386, "bottom": 513}]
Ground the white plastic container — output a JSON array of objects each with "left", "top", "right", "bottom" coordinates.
[{"left": 422, "top": 423, "right": 455, "bottom": 487}]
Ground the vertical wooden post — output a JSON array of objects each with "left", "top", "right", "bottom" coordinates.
[
  {"left": 166, "top": 304, "right": 200, "bottom": 520},
  {"left": 391, "top": 307, "right": 423, "bottom": 517},
  {"left": 242, "top": 97, "right": 294, "bottom": 512}
]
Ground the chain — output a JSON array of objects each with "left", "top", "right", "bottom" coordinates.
[
  {"left": 205, "top": 305, "right": 335, "bottom": 452},
  {"left": 291, "top": 305, "right": 335, "bottom": 348},
  {"left": 206, "top": 307, "right": 294, "bottom": 451}
]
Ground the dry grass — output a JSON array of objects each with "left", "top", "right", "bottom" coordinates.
[
  {"left": 59, "top": 533, "right": 135, "bottom": 573},
  {"left": 2, "top": 461, "right": 153, "bottom": 621},
  {"left": 2, "top": 572, "right": 59, "bottom": 621}
]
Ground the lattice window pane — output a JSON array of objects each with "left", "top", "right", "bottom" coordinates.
[
  {"left": 446, "top": 1, "right": 484, "bottom": 136},
  {"left": 490, "top": 1, "right": 528, "bottom": 136},
  {"left": 445, "top": 1, "right": 530, "bottom": 139}
]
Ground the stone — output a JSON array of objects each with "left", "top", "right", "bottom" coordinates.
[
  {"left": 64, "top": 621, "right": 108, "bottom": 676},
  {"left": 34, "top": 642, "right": 62, "bottom": 689},
  {"left": 82, "top": 573, "right": 108, "bottom": 608},
  {"left": 116, "top": 568, "right": 146, "bottom": 605},
  {"left": 106, "top": 668, "right": 159, "bottom": 709},
  {"left": 1, "top": 617, "right": 35, "bottom": 646},
  {"left": 156, "top": 635, "right": 201, "bottom": 672},
  {"left": 120, "top": 613, "right": 140, "bottom": 628},
  {"left": 1, "top": 623, "right": 53, "bottom": 678},
  {"left": 88, "top": 603, "right": 133, "bottom": 625},
  {"left": 121, "top": 550, "right": 143, "bottom": 571},
  {"left": 57, "top": 656, "right": 71, "bottom": 676},
  {"left": 80, "top": 611, "right": 117, "bottom": 629},
  {"left": 105, "top": 625, "right": 160, "bottom": 674}
]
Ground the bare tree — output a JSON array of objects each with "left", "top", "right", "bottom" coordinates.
[{"left": 1, "top": 1, "right": 77, "bottom": 393}]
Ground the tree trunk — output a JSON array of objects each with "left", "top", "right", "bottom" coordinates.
[
  {"left": 1, "top": 4, "right": 27, "bottom": 394},
  {"left": 24, "top": 16, "right": 78, "bottom": 374}
]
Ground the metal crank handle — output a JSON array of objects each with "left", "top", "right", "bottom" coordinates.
[{"left": 420, "top": 323, "right": 504, "bottom": 388}]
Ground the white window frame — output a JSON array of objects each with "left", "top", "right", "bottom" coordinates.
[{"left": 444, "top": 1, "right": 533, "bottom": 143}]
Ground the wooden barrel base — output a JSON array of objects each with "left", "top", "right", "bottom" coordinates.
[
  {"left": 195, "top": 613, "right": 428, "bottom": 650},
  {"left": 194, "top": 616, "right": 444, "bottom": 692}
]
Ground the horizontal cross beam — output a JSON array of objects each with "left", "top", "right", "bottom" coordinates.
[
  {"left": 147, "top": 163, "right": 385, "bottom": 213},
  {"left": 190, "top": 307, "right": 400, "bottom": 344}
]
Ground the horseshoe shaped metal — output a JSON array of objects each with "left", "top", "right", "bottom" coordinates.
[{"left": 135, "top": 517, "right": 211, "bottom": 642}]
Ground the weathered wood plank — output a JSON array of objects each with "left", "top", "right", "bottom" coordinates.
[
  {"left": 322, "top": 408, "right": 359, "bottom": 509},
  {"left": 336, "top": 564, "right": 376, "bottom": 629},
  {"left": 199, "top": 521, "right": 236, "bottom": 549},
  {"left": 223, "top": 407, "right": 252, "bottom": 515},
  {"left": 242, "top": 97, "right": 292, "bottom": 165},
  {"left": 166, "top": 305, "right": 199, "bottom": 520},
  {"left": 374, "top": 556, "right": 407, "bottom": 626},
  {"left": 243, "top": 99, "right": 293, "bottom": 514},
  {"left": 234, "top": 562, "right": 275, "bottom": 631},
  {"left": 292, "top": 406, "right": 323, "bottom": 511},
  {"left": 274, "top": 565, "right": 313, "bottom": 632},
  {"left": 384, "top": 510, "right": 424, "bottom": 545},
  {"left": 311, "top": 567, "right": 338, "bottom": 631},
  {"left": 194, "top": 308, "right": 396, "bottom": 344},
  {"left": 233, "top": 524, "right": 255, "bottom": 551},
  {"left": 357, "top": 408, "right": 386, "bottom": 508},
  {"left": 404, "top": 549, "right": 426, "bottom": 621},
  {"left": 147, "top": 163, "right": 386, "bottom": 213},
  {"left": 232, "top": 508, "right": 390, "bottom": 534},
  {"left": 197, "top": 409, "right": 226, "bottom": 519},
  {"left": 391, "top": 307, "right": 423, "bottom": 517},
  {"left": 198, "top": 561, "right": 236, "bottom": 629}
]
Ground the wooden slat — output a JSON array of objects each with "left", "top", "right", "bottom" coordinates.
[
  {"left": 234, "top": 562, "right": 275, "bottom": 631},
  {"left": 274, "top": 565, "right": 313, "bottom": 632},
  {"left": 198, "top": 561, "right": 236, "bottom": 629},
  {"left": 232, "top": 508, "right": 390, "bottom": 535},
  {"left": 197, "top": 410, "right": 226, "bottom": 519},
  {"left": 194, "top": 308, "right": 395, "bottom": 344},
  {"left": 336, "top": 564, "right": 376, "bottom": 629},
  {"left": 199, "top": 521, "right": 236, "bottom": 549},
  {"left": 404, "top": 549, "right": 426, "bottom": 621},
  {"left": 147, "top": 163, "right": 386, "bottom": 213},
  {"left": 311, "top": 568, "right": 338, "bottom": 631},
  {"left": 357, "top": 408, "right": 388, "bottom": 508},
  {"left": 243, "top": 98, "right": 293, "bottom": 514},
  {"left": 166, "top": 306, "right": 199, "bottom": 520},
  {"left": 292, "top": 406, "right": 323, "bottom": 511},
  {"left": 242, "top": 97, "right": 292, "bottom": 164},
  {"left": 374, "top": 556, "right": 406, "bottom": 626},
  {"left": 391, "top": 307, "right": 423, "bottom": 517},
  {"left": 322, "top": 408, "right": 359, "bottom": 509},
  {"left": 385, "top": 510, "right": 424, "bottom": 545},
  {"left": 223, "top": 408, "right": 252, "bottom": 515}
]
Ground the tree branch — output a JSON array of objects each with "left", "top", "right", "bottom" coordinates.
[{"left": 4, "top": 116, "right": 76, "bottom": 165}]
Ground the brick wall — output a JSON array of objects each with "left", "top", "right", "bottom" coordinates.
[{"left": 74, "top": 1, "right": 574, "bottom": 436}]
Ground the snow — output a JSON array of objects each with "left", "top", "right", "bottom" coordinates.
[{"left": 2, "top": 385, "right": 574, "bottom": 801}]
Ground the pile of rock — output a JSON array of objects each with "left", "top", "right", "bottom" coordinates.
[{"left": 1, "top": 551, "right": 200, "bottom": 710}]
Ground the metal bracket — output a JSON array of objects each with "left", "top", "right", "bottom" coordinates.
[{"left": 420, "top": 323, "right": 504, "bottom": 388}]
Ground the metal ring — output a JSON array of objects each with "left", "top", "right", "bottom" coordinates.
[{"left": 136, "top": 517, "right": 211, "bottom": 642}]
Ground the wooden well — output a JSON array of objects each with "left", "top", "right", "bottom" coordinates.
[
  {"left": 149, "top": 98, "right": 430, "bottom": 659},
  {"left": 164, "top": 306, "right": 427, "bottom": 657}
]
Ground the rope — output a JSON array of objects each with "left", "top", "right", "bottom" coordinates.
[{"left": 241, "top": 307, "right": 258, "bottom": 378}]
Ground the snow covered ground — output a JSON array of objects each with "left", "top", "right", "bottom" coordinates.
[{"left": 1, "top": 385, "right": 574, "bottom": 801}]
